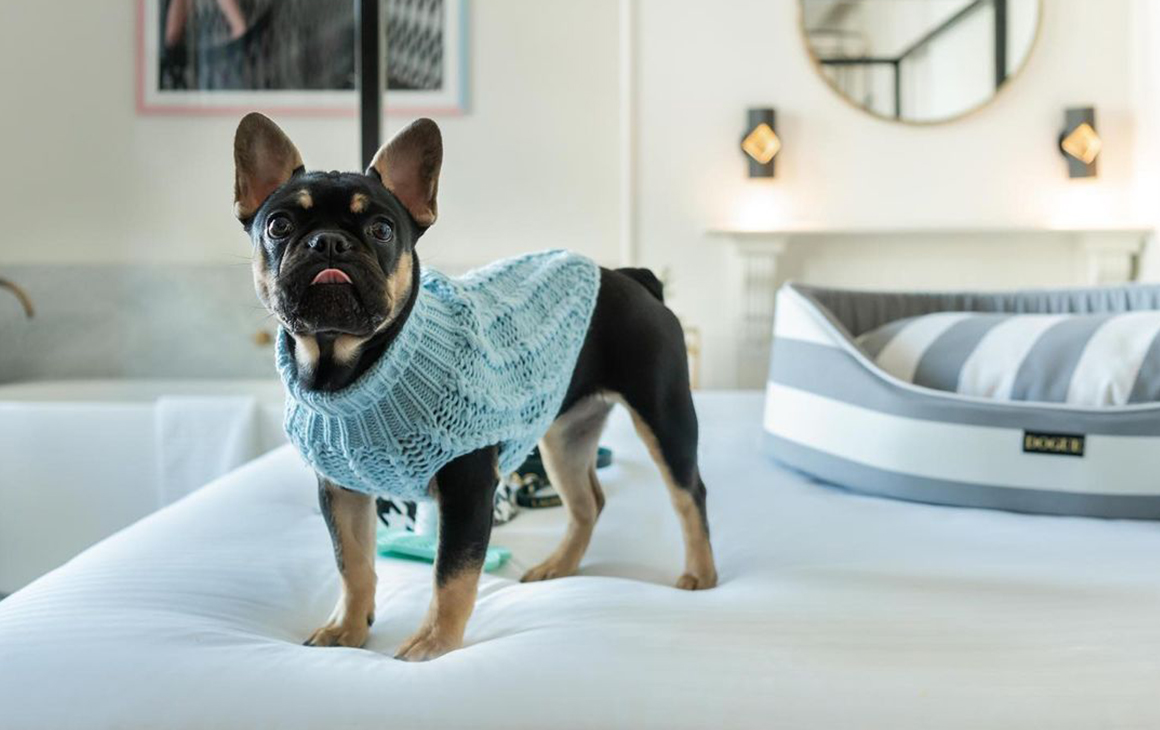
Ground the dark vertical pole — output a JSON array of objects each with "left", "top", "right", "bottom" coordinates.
[
  {"left": 893, "top": 60, "right": 901, "bottom": 119},
  {"left": 357, "top": 0, "right": 382, "bottom": 169},
  {"left": 993, "top": 0, "right": 1008, "bottom": 88}
]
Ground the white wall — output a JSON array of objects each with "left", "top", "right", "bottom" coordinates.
[
  {"left": 1133, "top": 0, "right": 1160, "bottom": 281},
  {"left": 0, "top": 0, "right": 1154, "bottom": 388},
  {"left": 633, "top": 0, "right": 1146, "bottom": 387},
  {"left": 0, "top": 0, "right": 622, "bottom": 269}
]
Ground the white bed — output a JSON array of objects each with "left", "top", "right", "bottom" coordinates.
[{"left": 2, "top": 392, "right": 1160, "bottom": 729}]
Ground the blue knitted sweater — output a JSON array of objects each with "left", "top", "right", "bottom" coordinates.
[{"left": 276, "top": 250, "right": 601, "bottom": 500}]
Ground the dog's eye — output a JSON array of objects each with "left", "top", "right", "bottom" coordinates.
[
  {"left": 369, "top": 219, "right": 394, "bottom": 242},
  {"left": 266, "top": 215, "right": 294, "bottom": 239}
]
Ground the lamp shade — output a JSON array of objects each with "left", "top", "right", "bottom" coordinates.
[
  {"left": 1060, "top": 107, "right": 1099, "bottom": 178},
  {"left": 742, "top": 108, "right": 778, "bottom": 178}
]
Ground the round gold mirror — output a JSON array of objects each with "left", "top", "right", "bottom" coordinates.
[{"left": 800, "top": 0, "right": 1042, "bottom": 124}]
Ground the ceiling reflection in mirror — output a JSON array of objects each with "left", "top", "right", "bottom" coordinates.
[{"left": 801, "top": 0, "right": 1040, "bottom": 124}]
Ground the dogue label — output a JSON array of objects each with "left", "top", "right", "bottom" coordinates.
[{"left": 1023, "top": 431, "right": 1085, "bottom": 457}]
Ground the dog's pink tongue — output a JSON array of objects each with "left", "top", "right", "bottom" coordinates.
[{"left": 311, "top": 268, "right": 353, "bottom": 285}]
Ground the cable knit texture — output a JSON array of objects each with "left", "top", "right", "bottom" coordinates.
[{"left": 277, "top": 250, "right": 602, "bottom": 500}]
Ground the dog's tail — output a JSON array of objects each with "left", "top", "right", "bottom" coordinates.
[{"left": 617, "top": 267, "right": 664, "bottom": 302}]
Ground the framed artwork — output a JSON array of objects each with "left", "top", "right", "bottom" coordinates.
[{"left": 137, "top": 0, "right": 467, "bottom": 115}]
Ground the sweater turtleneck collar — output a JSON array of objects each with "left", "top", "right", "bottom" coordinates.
[{"left": 275, "top": 286, "right": 431, "bottom": 417}]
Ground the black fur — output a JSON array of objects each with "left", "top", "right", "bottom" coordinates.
[
  {"left": 558, "top": 268, "right": 709, "bottom": 531},
  {"left": 303, "top": 258, "right": 420, "bottom": 392},
  {"left": 616, "top": 267, "right": 665, "bottom": 302},
  {"left": 432, "top": 447, "right": 499, "bottom": 585}
]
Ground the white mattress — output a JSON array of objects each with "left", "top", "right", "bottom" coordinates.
[{"left": 3, "top": 392, "right": 1160, "bottom": 729}]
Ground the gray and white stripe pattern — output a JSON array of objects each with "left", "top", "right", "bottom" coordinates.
[
  {"left": 764, "top": 283, "right": 1160, "bottom": 519},
  {"left": 856, "top": 312, "right": 1160, "bottom": 406}
]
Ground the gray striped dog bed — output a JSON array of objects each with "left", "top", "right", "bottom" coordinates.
[{"left": 765, "top": 282, "right": 1160, "bottom": 519}]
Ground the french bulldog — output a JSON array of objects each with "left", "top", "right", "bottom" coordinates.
[{"left": 233, "top": 113, "right": 717, "bottom": 661}]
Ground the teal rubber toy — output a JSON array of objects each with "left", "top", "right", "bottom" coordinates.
[{"left": 376, "top": 524, "right": 511, "bottom": 572}]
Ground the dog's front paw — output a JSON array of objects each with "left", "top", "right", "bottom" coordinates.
[
  {"left": 304, "top": 618, "right": 371, "bottom": 648},
  {"left": 394, "top": 626, "right": 462, "bottom": 662}
]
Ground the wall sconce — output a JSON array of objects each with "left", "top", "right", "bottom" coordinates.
[
  {"left": 741, "top": 108, "right": 780, "bottom": 178},
  {"left": 1059, "top": 107, "right": 1100, "bottom": 178}
]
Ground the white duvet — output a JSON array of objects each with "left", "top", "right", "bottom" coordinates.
[{"left": 2, "top": 393, "right": 1160, "bottom": 729}]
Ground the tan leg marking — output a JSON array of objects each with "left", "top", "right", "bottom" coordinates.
[
  {"left": 396, "top": 459, "right": 497, "bottom": 662},
  {"left": 350, "top": 193, "right": 368, "bottom": 213},
  {"left": 306, "top": 483, "right": 378, "bottom": 648},
  {"left": 395, "top": 570, "right": 478, "bottom": 662},
  {"left": 623, "top": 402, "right": 718, "bottom": 591},
  {"left": 297, "top": 189, "right": 313, "bottom": 209},
  {"left": 521, "top": 396, "right": 612, "bottom": 583}
]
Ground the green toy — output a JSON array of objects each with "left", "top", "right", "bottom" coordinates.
[
  {"left": 374, "top": 447, "right": 611, "bottom": 571},
  {"left": 376, "top": 502, "right": 511, "bottom": 572}
]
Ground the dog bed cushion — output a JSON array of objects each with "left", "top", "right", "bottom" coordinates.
[
  {"left": 765, "top": 282, "right": 1160, "bottom": 519},
  {"left": 856, "top": 311, "right": 1160, "bottom": 406}
]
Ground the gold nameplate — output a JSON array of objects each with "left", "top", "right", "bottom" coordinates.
[{"left": 1023, "top": 431, "right": 1085, "bottom": 457}]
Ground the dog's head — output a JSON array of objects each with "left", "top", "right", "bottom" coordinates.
[{"left": 233, "top": 113, "right": 441, "bottom": 342}]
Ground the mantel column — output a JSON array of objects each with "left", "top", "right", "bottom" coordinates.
[
  {"left": 731, "top": 236, "right": 788, "bottom": 388},
  {"left": 1078, "top": 232, "right": 1146, "bottom": 285}
]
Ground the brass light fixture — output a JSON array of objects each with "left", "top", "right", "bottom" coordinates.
[
  {"left": 1059, "top": 107, "right": 1100, "bottom": 178},
  {"left": 742, "top": 108, "right": 780, "bottom": 178}
]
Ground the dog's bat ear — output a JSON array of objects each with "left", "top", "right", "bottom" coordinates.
[
  {"left": 367, "top": 118, "right": 442, "bottom": 228},
  {"left": 233, "top": 113, "right": 304, "bottom": 221}
]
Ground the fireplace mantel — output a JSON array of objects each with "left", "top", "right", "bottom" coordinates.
[{"left": 708, "top": 226, "right": 1153, "bottom": 387}]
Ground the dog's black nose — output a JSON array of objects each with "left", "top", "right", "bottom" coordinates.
[{"left": 306, "top": 232, "right": 353, "bottom": 257}]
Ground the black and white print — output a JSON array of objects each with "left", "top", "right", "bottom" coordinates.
[{"left": 139, "top": 0, "right": 466, "bottom": 114}]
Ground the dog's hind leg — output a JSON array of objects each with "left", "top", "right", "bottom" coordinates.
[
  {"left": 521, "top": 396, "right": 613, "bottom": 583},
  {"left": 622, "top": 390, "right": 717, "bottom": 591}
]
